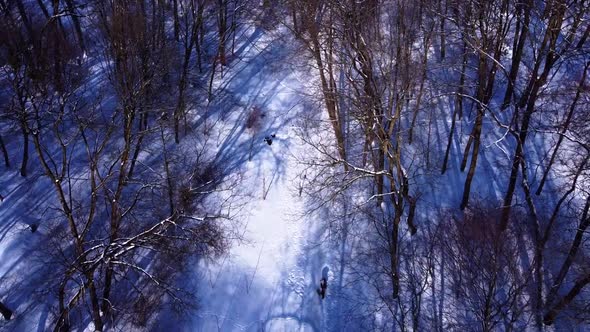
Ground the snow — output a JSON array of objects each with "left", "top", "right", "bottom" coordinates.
[{"left": 186, "top": 26, "right": 328, "bottom": 332}]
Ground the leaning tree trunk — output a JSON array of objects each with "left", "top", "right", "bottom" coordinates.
[
  {"left": 0, "top": 134, "right": 10, "bottom": 168},
  {"left": 442, "top": 40, "right": 467, "bottom": 174},
  {"left": 20, "top": 124, "right": 28, "bottom": 177},
  {"left": 460, "top": 53, "right": 491, "bottom": 210},
  {"left": 217, "top": 0, "right": 227, "bottom": 66},
  {"left": 543, "top": 273, "right": 590, "bottom": 326},
  {"left": 63, "top": 0, "right": 86, "bottom": 52},
  {"left": 501, "top": 0, "right": 531, "bottom": 109},
  {"left": 545, "top": 181, "right": 590, "bottom": 307}
]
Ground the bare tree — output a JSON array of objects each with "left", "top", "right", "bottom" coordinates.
[
  {"left": 286, "top": 0, "right": 347, "bottom": 163},
  {"left": 451, "top": 0, "right": 510, "bottom": 210},
  {"left": 500, "top": 0, "right": 572, "bottom": 228},
  {"left": 437, "top": 206, "right": 532, "bottom": 331}
]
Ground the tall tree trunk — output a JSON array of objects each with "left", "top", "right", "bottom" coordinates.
[
  {"left": 87, "top": 278, "right": 104, "bottom": 331},
  {"left": 460, "top": 53, "right": 490, "bottom": 210},
  {"left": 545, "top": 196, "right": 590, "bottom": 309},
  {"left": 15, "top": 0, "right": 34, "bottom": 39},
  {"left": 438, "top": 0, "right": 446, "bottom": 61},
  {"left": 161, "top": 127, "right": 175, "bottom": 215},
  {"left": 173, "top": 0, "right": 179, "bottom": 40},
  {"left": 459, "top": 104, "right": 483, "bottom": 210},
  {"left": 442, "top": 41, "right": 467, "bottom": 174},
  {"left": 63, "top": 0, "right": 86, "bottom": 52},
  {"left": 518, "top": 149, "right": 544, "bottom": 329},
  {"left": 408, "top": 36, "right": 429, "bottom": 145},
  {"left": 217, "top": 0, "right": 227, "bottom": 66},
  {"left": 501, "top": 0, "right": 531, "bottom": 109},
  {"left": 196, "top": 2, "right": 205, "bottom": 73},
  {"left": 36, "top": 0, "right": 50, "bottom": 18},
  {"left": 174, "top": 11, "right": 198, "bottom": 144},
  {"left": 0, "top": 134, "right": 10, "bottom": 168},
  {"left": 310, "top": 35, "right": 347, "bottom": 164},
  {"left": 390, "top": 208, "right": 401, "bottom": 298},
  {"left": 20, "top": 125, "right": 28, "bottom": 177},
  {"left": 543, "top": 273, "right": 590, "bottom": 325}
]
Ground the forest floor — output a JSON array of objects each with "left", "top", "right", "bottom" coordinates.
[{"left": 187, "top": 25, "right": 334, "bottom": 332}]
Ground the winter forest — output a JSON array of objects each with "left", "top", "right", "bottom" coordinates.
[{"left": 0, "top": 0, "right": 589, "bottom": 331}]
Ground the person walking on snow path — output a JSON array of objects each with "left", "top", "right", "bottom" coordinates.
[
  {"left": 264, "top": 134, "right": 276, "bottom": 145},
  {"left": 318, "top": 277, "right": 327, "bottom": 299}
]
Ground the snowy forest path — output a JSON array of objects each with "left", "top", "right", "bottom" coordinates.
[{"left": 191, "top": 25, "right": 327, "bottom": 332}]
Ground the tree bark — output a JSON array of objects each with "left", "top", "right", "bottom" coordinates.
[
  {"left": 63, "top": 0, "right": 86, "bottom": 52},
  {"left": 501, "top": 0, "right": 531, "bottom": 110},
  {"left": 173, "top": 0, "right": 179, "bottom": 40},
  {"left": 217, "top": 0, "right": 227, "bottom": 66},
  {"left": 20, "top": 125, "right": 28, "bottom": 177},
  {"left": 545, "top": 190, "right": 590, "bottom": 307},
  {"left": 543, "top": 273, "right": 590, "bottom": 325},
  {"left": 442, "top": 41, "right": 467, "bottom": 174},
  {"left": 0, "top": 134, "right": 10, "bottom": 168}
]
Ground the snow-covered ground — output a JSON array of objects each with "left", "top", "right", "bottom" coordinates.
[
  {"left": 193, "top": 132, "right": 322, "bottom": 332},
  {"left": 188, "top": 26, "right": 332, "bottom": 332}
]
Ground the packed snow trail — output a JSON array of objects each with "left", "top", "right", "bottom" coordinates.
[{"left": 188, "top": 26, "right": 331, "bottom": 332}]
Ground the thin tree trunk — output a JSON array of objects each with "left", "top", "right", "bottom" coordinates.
[
  {"left": 63, "top": 0, "right": 85, "bottom": 52},
  {"left": 310, "top": 35, "right": 347, "bottom": 164},
  {"left": 543, "top": 273, "right": 590, "bottom": 326},
  {"left": 174, "top": 12, "right": 198, "bottom": 144},
  {"left": 439, "top": 0, "right": 446, "bottom": 61},
  {"left": 390, "top": 209, "right": 401, "bottom": 299},
  {"left": 0, "top": 134, "right": 10, "bottom": 168},
  {"left": 207, "top": 52, "right": 218, "bottom": 103},
  {"left": 195, "top": 2, "right": 204, "bottom": 73},
  {"left": 460, "top": 134, "right": 473, "bottom": 172},
  {"left": 442, "top": 102, "right": 458, "bottom": 175},
  {"left": 501, "top": 0, "right": 531, "bottom": 109},
  {"left": 20, "top": 125, "right": 28, "bottom": 177},
  {"left": 101, "top": 107, "right": 135, "bottom": 316},
  {"left": 408, "top": 44, "right": 428, "bottom": 145},
  {"left": 101, "top": 267, "right": 113, "bottom": 316},
  {"left": 36, "top": 0, "right": 50, "bottom": 18},
  {"left": 173, "top": 0, "right": 179, "bottom": 40},
  {"left": 438, "top": 251, "right": 445, "bottom": 332},
  {"left": 217, "top": 0, "right": 227, "bottom": 66},
  {"left": 15, "top": 0, "right": 34, "bottom": 39},
  {"left": 87, "top": 278, "right": 104, "bottom": 331},
  {"left": 575, "top": 22, "right": 590, "bottom": 49},
  {"left": 161, "top": 127, "right": 175, "bottom": 215},
  {"left": 444, "top": 41, "right": 467, "bottom": 173},
  {"left": 459, "top": 105, "right": 483, "bottom": 210},
  {"left": 545, "top": 196, "right": 590, "bottom": 308},
  {"left": 460, "top": 49, "right": 493, "bottom": 210},
  {"left": 127, "top": 131, "right": 144, "bottom": 180},
  {"left": 518, "top": 149, "right": 544, "bottom": 329}
]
